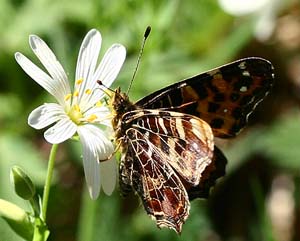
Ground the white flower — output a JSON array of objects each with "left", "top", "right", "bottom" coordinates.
[
  {"left": 218, "top": 0, "right": 287, "bottom": 41},
  {"left": 15, "top": 29, "right": 126, "bottom": 199}
]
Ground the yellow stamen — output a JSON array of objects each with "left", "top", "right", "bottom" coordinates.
[
  {"left": 76, "top": 79, "right": 83, "bottom": 85},
  {"left": 96, "top": 101, "right": 102, "bottom": 107},
  {"left": 85, "top": 89, "right": 92, "bottom": 95},
  {"left": 73, "top": 104, "right": 81, "bottom": 112},
  {"left": 64, "top": 93, "right": 72, "bottom": 101},
  {"left": 86, "top": 114, "right": 97, "bottom": 122},
  {"left": 73, "top": 90, "right": 79, "bottom": 97}
]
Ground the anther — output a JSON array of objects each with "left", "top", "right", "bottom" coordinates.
[
  {"left": 86, "top": 114, "right": 97, "bottom": 122},
  {"left": 64, "top": 94, "right": 72, "bottom": 101},
  {"left": 85, "top": 89, "right": 92, "bottom": 95},
  {"left": 76, "top": 79, "right": 83, "bottom": 85},
  {"left": 74, "top": 104, "right": 81, "bottom": 112}
]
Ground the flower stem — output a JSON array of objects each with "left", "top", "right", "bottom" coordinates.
[
  {"left": 77, "top": 186, "right": 96, "bottom": 241},
  {"left": 41, "top": 144, "right": 58, "bottom": 221}
]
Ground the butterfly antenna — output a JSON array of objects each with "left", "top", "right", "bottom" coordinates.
[
  {"left": 126, "top": 26, "right": 151, "bottom": 95},
  {"left": 96, "top": 80, "right": 115, "bottom": 97}
]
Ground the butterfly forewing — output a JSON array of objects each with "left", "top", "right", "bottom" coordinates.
[{"left": 136, "top": 57, "right": 274, "bottom": 138}]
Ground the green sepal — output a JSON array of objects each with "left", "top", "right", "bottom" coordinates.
[{"left": 10, "top": 166, "right": 36, "bottom": 200}]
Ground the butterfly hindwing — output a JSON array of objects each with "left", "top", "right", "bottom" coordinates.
[
  {"left": 120, "top": 137, "right": 189, "bottom": 233},
  {"left": 136, "top": 57, "right": 274, "bottom": 138},
  {"left": 187, "top": 145, "right": 227, "bottom": 200},
  {"left": 119, "top": 110, "right": 216, "bottom": 232}
]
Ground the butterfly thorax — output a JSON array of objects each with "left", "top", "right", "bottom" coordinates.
[{"left": 111, "top": 87, "right": 138, "bottom": 140}]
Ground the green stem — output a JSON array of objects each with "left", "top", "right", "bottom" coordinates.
[
  {"left": 77, "top": 186, "right": 97, "bottom": 241},
  {"left": 32, "top": 144, "right": 58, "bottom": 241},
  {"left": 41, "top": 144, "right": 58, "bottom": 221}
]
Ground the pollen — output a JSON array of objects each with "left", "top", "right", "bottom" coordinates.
[
  {"left": 86, "top": 114, "right": 97, "bottom": 122},
  {"left": 64, "top": 93, "right": 72, "bottom": 101},
  {"left": 73, "top": 90, "right": 79, "bottom": 97},
  {"left": 96, "top": 101, "right": 102, "bottom": 107},
  {"left": 85, "top": 89, "right": 92, "bottom": 95},
  {"left": 76, "top": 79, "right": 83, "bottom": 85}
]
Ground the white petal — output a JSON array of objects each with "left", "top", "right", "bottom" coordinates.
[
  {"left": 44, "top": 118, "right": 77, "bottom": 144},
  {"left": 75, "top": 29, "right": 102, "bottom": 95},
  {"left": 29, "top": 35, "right": 71, "bottom": 98},
  {"left": 96, "top": 44, "right": 126, "bottom": 87},
  {"left": 80, "top": 140, "right": 101, "bottom": 200},
  {"left": 100, "top": 157, "right": 117, "bottom": 195},
  {"left": 15, "top": 52, "right": 68, "bottom": 106},
  {"left": 218, "top": 0, "right": 269, "bottom": 15},
  {"left": 77, "top": 124, "right": 114, "bottom": 199},
  {"left": 254, "top": 5, "right": 276, "bottom": 41},
  {"left": 77, "top": 124, "right": 114, "bottom": 160},
  {"left": 82, "top": 44, "right": 126, "bottom": 107},
  {"left": 28, "top": 103, "right": 67, "bottom": 129}
]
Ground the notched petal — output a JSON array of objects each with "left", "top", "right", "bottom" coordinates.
[
  {"left": 29, "top": 35, "right": 71, "bottom": 99},
  {"left": 75, "top": 29, "right": 102, "bottom": 86},
  {"left": 100, "top": 158, "right": 117, "bottom": 195},
  {"left": 77, "top": 125, "right": 115, "bottom": 198},
  {"left": 14, "top": 52, "right": 68, "bottom": 106},
  {"left": 28, "top": 103, "right": 66, "bottom": 129},
  {"left": 44, "top": 118, "right": 77, "bottom": 144},
  {"left": 83, "top": 154, "right": 101, "bottom": 200},
  {"left": 86, "top": 44, "right": 126, "bottom": 105}
]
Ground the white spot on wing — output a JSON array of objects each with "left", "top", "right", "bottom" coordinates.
[
  {"left": 238, "top": 61, "right": 246, "bottom": 69},
  {"left": 240, "top": 86, "right": 248, "bottom": 92},
  {"left": 243, "top": 70, "right": 250, "bottom": 76}
]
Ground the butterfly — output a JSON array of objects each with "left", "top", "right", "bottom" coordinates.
[{"left": 108, "top": 57, "right": 274, "bottom": 233}]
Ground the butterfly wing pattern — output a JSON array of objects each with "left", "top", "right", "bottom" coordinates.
[
  {"left": 138, "top": 57, "right": 274, "bottom": 138},
  {"left": 119, "top": 110, "right": 214, "bottom": 232},
  {"left": 110, "top": 57, "right": 274, "bottom": 233}
]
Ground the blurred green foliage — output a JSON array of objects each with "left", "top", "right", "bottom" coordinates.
[{"left": 0, "top": 0, "right": 299, "bottom": 241}]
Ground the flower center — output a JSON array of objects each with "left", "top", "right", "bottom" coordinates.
[
  {"left": 64, "top": 78, "right": 107, "bottom": 125},
  {"left": 68, "top": 104, "right": 83, "bottom": 125}
]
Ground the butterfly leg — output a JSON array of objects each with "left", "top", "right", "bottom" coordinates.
[{"left": 99, "top": 141, "right": 122, "bottom": 162}]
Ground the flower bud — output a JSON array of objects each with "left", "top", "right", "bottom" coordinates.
[
  {"left": 10, "top": 166, "right": 36, "bottom": 200},
  {"left": 0, "top": 199, "right": 33, "bottom": 240}
]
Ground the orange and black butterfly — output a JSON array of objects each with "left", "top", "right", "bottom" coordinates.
[{"left": 108, "top": 55, "right": 274, "bottom": 233}]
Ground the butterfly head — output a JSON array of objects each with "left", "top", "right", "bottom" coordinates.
[{"left": 110, "top": 87, "right": 135, "bottom": 130}]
